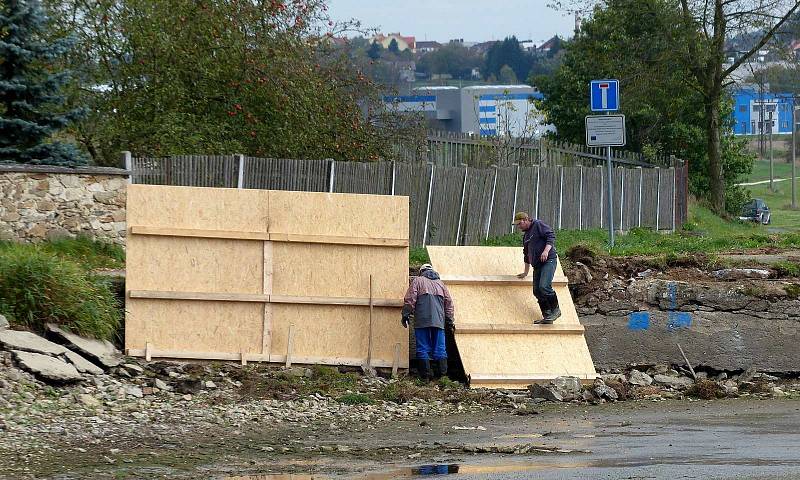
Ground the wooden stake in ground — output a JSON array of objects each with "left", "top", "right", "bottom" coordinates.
[{"left": 676, "top": 342, "right": 696, "bottom": 380}]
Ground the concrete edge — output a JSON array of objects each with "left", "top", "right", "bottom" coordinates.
[{"left": 0, "top": 163, "right": 130, "bottom": 176}]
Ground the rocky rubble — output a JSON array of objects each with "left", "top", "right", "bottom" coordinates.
[{"left": 527, "top": 365, "right": 800, "bottom": 404}]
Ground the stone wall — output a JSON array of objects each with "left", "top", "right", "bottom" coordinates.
[
  {"left": 0, "top": 164, "right": 129, "bottom": 244},
  {"left": 567, "top": 263, "right": 800, "bottom": 372}
]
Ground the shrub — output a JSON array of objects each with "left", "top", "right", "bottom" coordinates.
[
  {"left": 0, "top": 245, "right": 120, "bottom": 340},
  {"left": 336, "top": 393, "right": 374, "bottom": 405}
]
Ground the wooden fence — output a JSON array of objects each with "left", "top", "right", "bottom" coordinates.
[
  {"left": 129, "top": 154, "right": 689, "bottom": 247},
  {"left": 389, "top": 131, "right": 678, "bottom": 169}
]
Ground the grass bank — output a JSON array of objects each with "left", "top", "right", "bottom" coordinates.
[{"left": 409, "top": 204, "right": 800, "bottom": 266}]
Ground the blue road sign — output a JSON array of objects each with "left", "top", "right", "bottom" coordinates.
[{"left": 590, "top": 79, "right": 619, "bottom": 111}]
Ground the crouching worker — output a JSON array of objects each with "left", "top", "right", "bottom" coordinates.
[{"left": 402, "top": 263, "right": 455, "bottom": 380}]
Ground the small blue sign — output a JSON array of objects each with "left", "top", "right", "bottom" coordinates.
[{"left": 590, "top": 79, "right": 619, "bottom": 111}]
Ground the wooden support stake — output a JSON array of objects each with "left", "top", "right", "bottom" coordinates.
[
  {"left": 145, "top": 342, "right": 153, "bottom": 361},
  {"left": 240, "top": 351, "right": 247, "bottom": 366},
  {"left": 285, "top": 324, "right": 295, "bottom": 368},
  {"left": 676, "top": 342, "right": 696, "bottom": 380},
  {"left": 366, "top": 275, "right": 374, "bottom": 368},
  {"left": 392, "top": 343, "right": 401, "bottom": 378},
  {"left": 262, "top": 240, "right": 273, "bottom": 356}
]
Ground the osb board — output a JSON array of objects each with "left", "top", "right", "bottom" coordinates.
[
  {"left": 269, "top": 305, "right": 408, "bottom": 368},
  {"left": 457, "top": 334, "right": 595, "bottom": 377},
  {"left": 428, "top": 245, "right": 566, "bottom": 277},
  {"left": 126, "top": 184, "right": 269, "bottom": 232},
  {"left": 126, "top": 185, "right": 408, "bottom": 368},
  {"left": 126, "top": 299, "right": 264, "bottom": 354},
  {"left": 268, "top": 190, "right": 408, "bottom": 239},
  {"left": 126, "top": 235, "right": 263, "bottom": 293},
  {"left": 427, "top": 246, "right": 596, "bottom": 388},
  {"left": 271, "top": 243, "right": 407, "bottom": 298},
  {"left": 444, "top": 285, "right": 579, "bottom": 325}
]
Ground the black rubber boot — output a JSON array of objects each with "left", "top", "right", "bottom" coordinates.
[
  {"left": 545, "top": 295, "right": 561, "bottom": 322},
  {"left": 418, "top": 359, "right": 432, "bottom": 381},
  {"left": 535, "top": 298, "right": 550, "bottom": 324},
  {"left": 437, "top": 359, "right": 448, "bottom": 379}
]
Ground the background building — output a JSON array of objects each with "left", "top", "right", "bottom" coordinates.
[
  {"left": 732, "top": 88, "right": 794, "bottom": 135},
  {"left": 383, "top": 84, "right": 552, "bottom": 137}
]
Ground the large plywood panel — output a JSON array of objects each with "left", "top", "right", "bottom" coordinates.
[
  {"left": 126, "top": 235, "right": 263, "bottom": 293},
  {"left": 126, "top": 299, "right": 263, "bottom": 354},
  {"left": 457, "top": 334, "right": 596, "bottom": 376},
  {"left": 271, "top": 243, "right": 407, "bottom": 299},
  {"left": 268, "top": 190, "right": 408, "bottom": 239},
  {"left": 428, "top": 246, "right": 596, "bottom": 388},
  {"left": 270, "top": 305, "right": 407, "bottom": 367},
  {"left": 127, "top": 184, "right": 269, "bottom": 232},
  {"left": 126, "top": 185, "right": 409, "bottom": 369}
]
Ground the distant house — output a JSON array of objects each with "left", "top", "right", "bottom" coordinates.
[
  {"left": 415, "top": 41, "right": 442, "bottom": 54},
  {"left": 791, "top": 40, "right": 800, "bottom": 60},
  {"left": 731, "top": 88, "right": 794, "bottom": 135},
  {"left": 470, "top": 40, "right": 498, "bottom": 55},
  {"left": 371, "top": 33, "right": 416, "bottom": 52},
  {"left": 537, "top": 36, "right": 561, "bottom": 55},
  {"left": 520, "top": 40, "right": 537, "bottom": 53}
]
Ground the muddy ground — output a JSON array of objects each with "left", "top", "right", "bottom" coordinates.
[{"left": 4, "top": 396, "right": 800, "bottom": 480}]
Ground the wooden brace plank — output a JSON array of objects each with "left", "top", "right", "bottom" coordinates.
[
  {"left": 285, "top": 324, "right": 295, "bottom": 368},
  {"left": 268, "top": 295, "right": 403, "bottom": 307},
  {"left": 268, "top": 232, "right": 408, "bottom": 247},
  {"left": 129, "top": 290, "right": 269, "bottom": 303},
  {"left": 127, "top": 349, "right": 401, "bottom": 369},
  {"left": 470, "top": 373, "right": 599, "bottom": 384},
  {"left": 456, "top": 323, "right": 585, "bottom": 334},
  {"left": 440, "top": 275, "right": 569, "bottom": 286},
  {"left": 129, "top": 226, "right": 408, "bottom": 247},
  {"left": 128, "top": 290, "right": 403, "bottom": 307},
  {"left": 262, "top": 241, "right": 273, "bottom": 357},
  {"left": 129, "top": 225, "right": 270, "bottom": 241}
]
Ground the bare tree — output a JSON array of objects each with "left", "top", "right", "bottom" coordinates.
[{"left": 678, "top": 0, "right": 800, "bottom": 213}]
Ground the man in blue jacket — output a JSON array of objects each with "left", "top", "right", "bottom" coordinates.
[
  {"left": 402, "top": 264, "right": 455, "bottom": 380},
  {"left": 513, "top": 212, "right": 560, "bottom": 324}
]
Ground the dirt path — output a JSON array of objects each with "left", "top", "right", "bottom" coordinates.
[{"left": 7, "top": 398, "right": 800, "bottom": 479}]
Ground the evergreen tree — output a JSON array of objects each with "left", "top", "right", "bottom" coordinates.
[
  {"left": 388, "top": 38, "right": 400, "bottom": 54},
  {"left": 0, "top": 0, "right": 85, "bottom": 165},
  {"left": 367, "top": 41, "right": 383, "bottom": 60}
]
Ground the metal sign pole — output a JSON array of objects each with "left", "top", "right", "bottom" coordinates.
[{"left": 606, "top": 143, "right": 615, "bottom": 248}]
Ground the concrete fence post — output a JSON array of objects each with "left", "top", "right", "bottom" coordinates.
[
  {"left": 511, "top": 163, "right": 520, "bottom": 234},
  {"left": 422, "top": 163, "right": 435, "bottom": 247},
  {"left": 655, "top": 168, "right": 661, "bottom": 230},
  {"left": 534, "top": 165, "right": 541, "bottom": 220},
  {"left": 390, "top": 161, "right": 396, "bottom": 195},
  {"left": 235, "top": 154, "right": 245, "bottom": 189},
  {"left": 485, "top": 165, "right": 498, "bottom": 240},
  {"left": 557, "top": 166, "right": 564, "bottom": 230},
  {"left": 327, "top": 159, "right": 335, "bottom": 193},
  {"left": 619, "top": 167, "right": 625, "bottom": 232},
  {"left": 122, "top": 151, "right": 133, "bottom": 184},
  {"left": 637, "top": 167, "right": 643, "bottom": 227},
  {"left": 456, "top": 164, "right": 468, "bottom": 246},
  {"left": 599, "top": 165, "right": 604, "bottom": 228}
]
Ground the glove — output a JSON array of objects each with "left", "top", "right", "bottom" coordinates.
[
  {"left": 401, "top": 316, "right": 410, "bottom": 328},
  {"left": 445, "top": 317, "right": 456, "bottom": 334}
]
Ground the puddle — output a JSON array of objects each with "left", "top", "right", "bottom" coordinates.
[{"left": 227, "top": 461, "right": 595, "bottom": 479}]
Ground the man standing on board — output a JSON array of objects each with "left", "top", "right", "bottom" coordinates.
[{"left": 512, "top": 212, "right": 560, "bottom": 324}]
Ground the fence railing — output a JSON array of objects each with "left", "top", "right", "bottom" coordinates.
[
  {"left": 129, "top": 154, "right": 689, "bottom": 247},
  {"left": 388, "top": 131, "right": 678, "bottom": 169}
]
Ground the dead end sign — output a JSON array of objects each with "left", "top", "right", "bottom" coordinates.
[{"left": 585, "top": 114, "right": 626, "bottom": 147}]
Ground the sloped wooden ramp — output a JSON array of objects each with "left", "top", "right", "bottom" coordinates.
[{"left": 427, "top": 246, "right": 597, "bottom": 389}]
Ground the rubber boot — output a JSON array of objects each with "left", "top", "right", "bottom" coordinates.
[
  {"left": 545, "top": 295, "right": 561, "bottom": 322},
  {"left": 418, "top": 359, "right": 432, "bottom": 381},
  {"left": 437, "top": 359, "right": 448, "bottom": 379},
  {"left": 535, "top": 298, "right": 550, "bottom": 325}
]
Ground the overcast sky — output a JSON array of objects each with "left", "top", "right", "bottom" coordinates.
[{"left": 327, "top": 0, "right": 577, "bottom": 44}]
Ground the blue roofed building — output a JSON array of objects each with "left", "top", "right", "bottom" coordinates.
[{"left": 731, "top": 88, "right": 794, "bottom": 135}]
